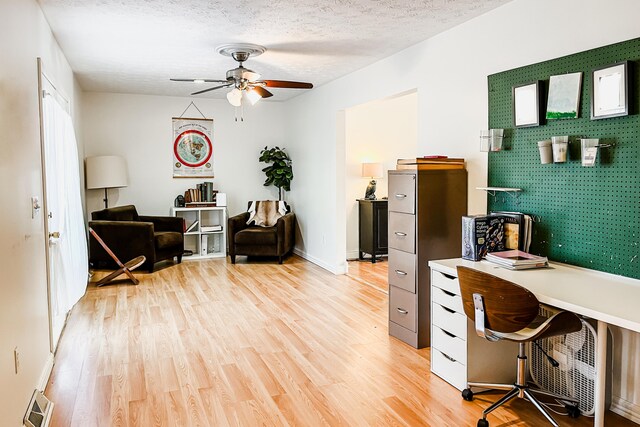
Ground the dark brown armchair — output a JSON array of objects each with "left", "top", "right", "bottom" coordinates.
[
  {"left": 89, "top": 205, "right": 184, "bottom": 273},
  {"left": 227, "top": 202, "right": 296, "bottom": 264}
]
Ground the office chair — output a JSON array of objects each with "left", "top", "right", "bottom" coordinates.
[{"left": 456, "top": 266, "right": 583, "bottom": 427}]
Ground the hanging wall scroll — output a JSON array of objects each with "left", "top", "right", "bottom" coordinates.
[{"left": 172, "top": 102, "right": 213, "bottom": 178}]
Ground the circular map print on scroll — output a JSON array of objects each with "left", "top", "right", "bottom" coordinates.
[{"left": 173, "top": 130, "right": 212, "bottom": 167}]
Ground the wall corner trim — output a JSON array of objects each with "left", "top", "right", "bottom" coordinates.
[
  {"left": 610, "top": 397, "right": 640, "bottom": 425},
  {"left": 293, "top": 248, "right": 347, "bottom": 275},
  {"left": 37, "top": 352, "right": 55, "bottom": 392}
]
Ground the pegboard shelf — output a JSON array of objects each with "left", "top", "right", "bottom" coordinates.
[{"left": 476, "top": 187, "right": 523, "bottom": 197}]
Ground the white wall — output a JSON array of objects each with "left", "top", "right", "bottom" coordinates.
[
  {"left": 284, "top": 0, "right": 640, "bottom": 417},
  {"left": 0, "top": 0, "right": 82, "bottom": 423},
  {"left": 83, "top": 93, "right": 288, "bottom": 218},
  {"left": 345, "top": 92, "right": 417, "bottom": 259}
]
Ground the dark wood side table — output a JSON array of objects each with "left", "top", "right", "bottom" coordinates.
[{"left": 358, "top": 199, "right": 388, "bottom": 263}]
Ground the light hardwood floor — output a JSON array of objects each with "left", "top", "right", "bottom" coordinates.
[{"left": 46, "top": 256, "right": 636, "bottom": 426}]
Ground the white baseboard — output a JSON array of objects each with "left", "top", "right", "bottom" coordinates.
[
  {"left": 293, "top": 248, "right": 347, "bottom": 275},
  {"left": 611, "top": 396, "right": 640, "bottom": 424},
  {"left": 37, "top": 352, "right": 55, "bottom": 391},
  {"left": 346, "top": 250, "right": 360, "bottom": 260}
]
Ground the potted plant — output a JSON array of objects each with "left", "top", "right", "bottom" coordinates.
[{"left": 259, "top": 146, "right": 293, "bottom": 200}]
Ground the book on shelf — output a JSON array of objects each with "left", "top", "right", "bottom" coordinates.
[
  {"left": 200, "top": 225, "right": 222, "bottom": 232},
  {"left": 185, "top": 220, "right": 199, "bottom": 233},
  {"left": 485, "top": 250, "right": 548, "bottom": 270},
  {"left": 185, "top": 202, "right": 216, "bottom": 208}
]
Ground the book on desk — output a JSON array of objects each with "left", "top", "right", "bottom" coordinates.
[{"left": 485, "top": 250, "right": 548, "bottom": 270}]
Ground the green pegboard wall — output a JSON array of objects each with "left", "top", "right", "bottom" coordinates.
[{"left": 488, "top": 38, "right": 639, "bottom": 279}]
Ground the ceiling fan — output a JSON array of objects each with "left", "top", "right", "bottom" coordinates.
[{"left": 170, "top": 43, "right": 313, "bottom": 107}]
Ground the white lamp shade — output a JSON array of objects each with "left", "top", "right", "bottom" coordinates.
[
  {"left": 85, "top": 155, "right": 128, "bottom": 189},
  {"left": 244, "top": 88, "right": 261, "bottom": 105},
  {"left": 362, "top": 162, "right": 383, "bottom": 178},
  {"left": 227, "top": 88, "right": 242, "bottom": 107}
]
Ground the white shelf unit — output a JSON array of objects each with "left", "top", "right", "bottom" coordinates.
[{"left": 171, "top": 206, "right": 227, "bottom": 260}]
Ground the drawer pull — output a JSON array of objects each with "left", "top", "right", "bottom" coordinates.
[
  {"left": 395, "top": 269, "right": 407, "bottom": 276},
  {"left": 394, "top": 231, "right": 407, "bottom": 237},
  {"left": 396, "top": 307, "right": 409, "bottom": 315},
  {"left": 441, "top": 352, "right": 457, "bottom": 363},
  {"left": 441, "top": 305, "right": 455, "bottom": 314},
  {"left": 440, "top": 272, "right": 456, "bottom": 280},
  {"left": 395, "top": 193, "right": 407, "bottom": 199},
  {"left": 441, "top": 329, "right": 456, "bottom": 338},
  {"left": 441, "top": 289, "right": 456, "bottom": 297}
]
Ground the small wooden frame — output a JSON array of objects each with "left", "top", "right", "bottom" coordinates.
[{"left": 89, "top": 227, "right": 145, "bottom": 286}]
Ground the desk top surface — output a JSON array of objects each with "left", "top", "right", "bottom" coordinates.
[{"left": 429, "top": 258, "right": 640, "bottom": 333}]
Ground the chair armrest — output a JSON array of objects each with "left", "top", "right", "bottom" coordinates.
[
  {"left": 88, "top": 220, "right": 156, "bottom": 263},
  {"left": 228, "top": 212, "right": 250, "bottom": 235},
  {"left": 276, "top": 212, "right": 296, "bottom": 254},
  {"left": 227, "top": 212, "right": 250, "bottom": 257},
  {"left": 139, "top": 215, "right": 184, "bottom": 233}
]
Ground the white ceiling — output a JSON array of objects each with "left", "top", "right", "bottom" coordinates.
[{"left": 38, "top": 0, "right": 511, "bottom": 100}]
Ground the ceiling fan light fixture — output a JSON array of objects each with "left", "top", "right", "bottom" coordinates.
[
  {"left": 227, "top": 88, "right": 242, "bottom": 107},
  {"left": 244, "top": 88, "right": 261, "bottom": 105}
]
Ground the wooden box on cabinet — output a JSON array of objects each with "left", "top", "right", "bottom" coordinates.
[{"left": 387, "top": 168, "right": 467, "bottom": 348}]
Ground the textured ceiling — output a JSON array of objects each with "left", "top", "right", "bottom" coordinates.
[{"left": 38, "top": 0, "right": 511, "bottom": 100}]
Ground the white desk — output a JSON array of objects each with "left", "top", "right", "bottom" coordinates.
[{"left": 429, "top": 258, "right": 640, "bottom": 427}]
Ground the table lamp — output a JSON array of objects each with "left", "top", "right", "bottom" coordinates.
[
  {"left": 362, "top": 162, "right": 383, "bottom": 200},
  {"left": 85, "top": 155, "right": 128, "bottom": 208}
]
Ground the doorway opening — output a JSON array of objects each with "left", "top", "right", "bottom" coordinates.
[{"left": 343, "top": 90, "right": 418, "bottom": 291}]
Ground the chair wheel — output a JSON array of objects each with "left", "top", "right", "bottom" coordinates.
[
  {"left": 477, "top": 419, "right": 489, "bottom": 427},
  {"left": 462, "top": 388, "right": 474, "bottom": 401},
  {"left": 566, "top": 404, "right": 580, "bottom": 418}
]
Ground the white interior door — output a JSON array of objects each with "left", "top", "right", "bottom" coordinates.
[{"left": 38, "top": 60, "right": 88, "bottom": 351}]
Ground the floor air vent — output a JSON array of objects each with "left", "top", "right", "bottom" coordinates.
[{"left": 24, "top": 390, "right": 54, "bottom": 427}]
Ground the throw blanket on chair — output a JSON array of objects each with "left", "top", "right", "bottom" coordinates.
[{"left": 247, "top": 201, "right": 287, "bottom": 227}]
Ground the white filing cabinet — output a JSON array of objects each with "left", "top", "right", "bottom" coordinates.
[{"left": 429, "top": 263, "right": 518, "bottom": 391}]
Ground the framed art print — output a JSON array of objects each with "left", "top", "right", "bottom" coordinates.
[
  {"left": 591, "top": 61, "right": 629, "bottom": 120},
  {"left": 546, "top": 72, "right": 582, "bottom": 120},
  {"left": 513, "top": 81, "right": 541, "bottom": 127},
  {"left": 173, "top": 117, "right": 214, "bottom": 178}
]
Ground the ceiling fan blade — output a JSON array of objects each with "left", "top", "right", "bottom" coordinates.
[
  {"left": 263, "top": 80, "right": 313, "bottom": 89},
  {"left": 191, "top": 83, "right": 232, "bottom": 95},
  {"left": 253, "top": 86, "right": 273, "bottom": 98},
  {"left": 171, "top": 78, "right": 229, "bottom": 83}
]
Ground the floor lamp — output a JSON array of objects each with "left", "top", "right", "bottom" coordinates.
[{"left": 85, "top": 155, "right": 128, "bottom": 208}]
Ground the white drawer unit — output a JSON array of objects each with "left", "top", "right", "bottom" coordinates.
[
  {"left": 387, "top": 168, "right": 468, "bottom": 349},
  {"left": 429, "top": 262, "right": 518, "bottom": 391}
]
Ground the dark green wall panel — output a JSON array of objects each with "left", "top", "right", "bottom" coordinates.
[{"left": 488, "top": 38, "right": 639, "bottom": 279}]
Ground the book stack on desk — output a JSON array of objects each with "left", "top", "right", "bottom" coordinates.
[{"left": 485, "top": 250, "right": 548, "bottom": 270}]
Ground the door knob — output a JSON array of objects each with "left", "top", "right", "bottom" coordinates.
[{"left": 49, "top": 231, "right": 60, "bottom": 239}]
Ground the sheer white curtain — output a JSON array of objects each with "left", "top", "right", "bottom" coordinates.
[{"left": 43, "top": 94, "right": 88, "bottom": 316}]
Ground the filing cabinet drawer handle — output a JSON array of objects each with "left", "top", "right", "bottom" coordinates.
[
  {"left": 441, "top": 289, "right": 455, "bottom": 297},
  {"left": 395, "top": 269, "right": 407, "bottom": 276},
  {"left": 441, "top": 272, "right": 456, "bottom": 280},
  {"left": 395, "top": 194, "right": 407, "bottom": 199},
  {"left": 442, "top": 305, "right": 455, "bottom": 314},
  {"left": 441, "top": 352, "right": 457, "bottom": 363},
  {"left": 394, "top": 231, "right": 407, "bottom": 237},
  {"left": 442, "top": 329, "right": 456, "bottom": 338},
  {"left": 396, "top": 307, "right": 409, "bottom": 315}
]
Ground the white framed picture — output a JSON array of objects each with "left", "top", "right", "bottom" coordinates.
[
  {"left": 546, "top": 72, "right": 582, "bottom": 120},
  {"left": 513, "top": 81, "right": 541, "bottom": 127},
  {"left": 591, "top": 61, "right": 629, "bottom": 120}
]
